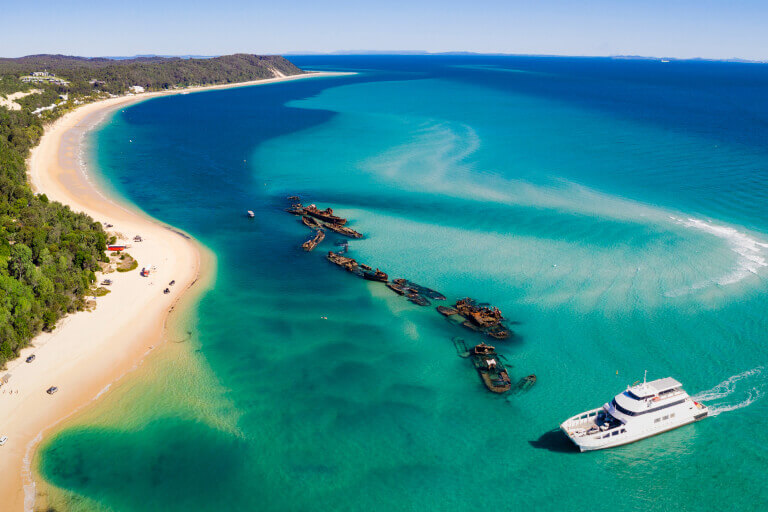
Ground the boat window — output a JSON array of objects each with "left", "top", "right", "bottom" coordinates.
[
  {"left": 654, "top": 418, "right": 660, "bottom": 423},
  {"left": 623, "top": 390, "right": 644, "bottom": 400},
  {"left": 663, "top": 415, "right": 669, "bottom": 420},
  {"left": 612, "top": 398, "right": 686, "bottom": 417},
  {"left": 621, "top": 429, "right": 626, "bottom": 433},
  {"left": 612, "top": 431, "right": 619, "bottom": 436},
  {"left": 670, "top": 413, "right": 675, "bottom": 418}
]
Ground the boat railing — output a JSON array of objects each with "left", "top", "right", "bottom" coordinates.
[{"left": 561, "top": 407, "right": 603, "bottom": 430}]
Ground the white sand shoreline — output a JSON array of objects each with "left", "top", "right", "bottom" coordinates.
[{"left": 0, "top": 70, "right": 346, "bottom": 511}]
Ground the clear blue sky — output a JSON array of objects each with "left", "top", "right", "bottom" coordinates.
[{"left": 3, "top": 0, "right": 767, "bottom": 60}]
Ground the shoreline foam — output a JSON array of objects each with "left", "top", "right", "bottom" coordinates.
[{"left": 0, "top": 71, "right": 344, "bottom": 512}]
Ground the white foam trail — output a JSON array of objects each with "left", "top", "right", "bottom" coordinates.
[
  {"left": 692, "top": 366, "right": 764, "bottom": 402},
  {"left": 708, "top": 388, "right": 763, "bottom": 417},
  {"left": 693, "top": 367, "right": 765, "bottom": 418}
]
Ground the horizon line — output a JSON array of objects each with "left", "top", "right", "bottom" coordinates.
[{"left": 4, "top": 51, "right": 767, "bottom": 65}]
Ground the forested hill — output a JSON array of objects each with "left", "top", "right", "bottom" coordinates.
[
  {"left": 0, "top": 53, "right": 304, "bottom": 95},
  {"left": 0, "top": 54, "right": 304, "bottom": 367}
]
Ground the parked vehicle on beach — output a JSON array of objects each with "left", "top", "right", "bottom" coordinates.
[
  {"left": 26, "top": 355, "right": 35, "bottom": 363},
  {"left": 0, "top": 435, "right": 7, "bottom": 446},
  {"left": 46, "top": 386, "right": 58, "bottom": 395}
]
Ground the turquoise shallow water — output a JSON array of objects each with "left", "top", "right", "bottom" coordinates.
[{"left": 39, "top": 56, "right": 768, "bottom": 511}]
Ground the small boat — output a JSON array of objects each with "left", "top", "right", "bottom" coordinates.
[
  {"left": 247, "top": 210, "right": 255, "bottom": 218},
  {"left": 302, "top": 230, "right": 325, "bottom": 252},
  {"left": 323, "top": 222, "right": 363, "bottom": 238},
  {"left": 361, "top": 268, "right": 388, "bottom": 282},
  {"left": 304, "top": 204, "right": 347, "bottom": 225},
  {"left": 301, "top": 215, "right": 324, "bottom": 230},
  {"left": 470, "top": 343, "right": 511, "bottom": 393}
]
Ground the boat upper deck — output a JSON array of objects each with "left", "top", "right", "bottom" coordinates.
[{"left": 627, "top": 377, "right": 682, "bottom": 398}]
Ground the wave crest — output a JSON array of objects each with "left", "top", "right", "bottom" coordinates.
[{"left": 667, "top": 216, "right": 768, "bottom": 295}]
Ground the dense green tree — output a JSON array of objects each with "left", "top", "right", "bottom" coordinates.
[{"left": 0, "top": 53, "right": 303, "bottom": 367}]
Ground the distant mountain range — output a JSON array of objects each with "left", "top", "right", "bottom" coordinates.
[
  {"left": 8, "top": 52, "right": 765, "bottom": 65},
  {"left": 282, "top": 51, "right": 767, "bottom": 63}
]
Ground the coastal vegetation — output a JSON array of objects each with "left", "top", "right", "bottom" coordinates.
[
  {"left": 0, "top": 53, "right": 304, "bottom": 367},
  {"left": 0, "top": 54, "right": 303, "bottom": 96},
  {"left": 115, "top": 253, "right": 138, "bottom": 272}
]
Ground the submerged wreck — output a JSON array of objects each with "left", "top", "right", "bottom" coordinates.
[
  {"left": 288, "top": 197, "right": 364, "bottom": 238},
  {"left": 471, "top": 343, "right": 512, "bottom": 393},
  {"left": 301, "top": 215, "right": 324, "bottom": 230},
  {"left": 386, "top": 278, "right": 443, "bottom": 307},
  {"left": 327, "top": 251, "right": 359, "bottom": 273},
  {"left": 327, "top": 252, "right": 390, "bottom": 283},
  {"left": 302, "top": 230, "right": 325, "bottom": 252},
  {"left": 285, "top": 202, "right": 305, "bottom": 215},
  {"left": 359, "top": 264, "right": 388, "bottom": 282},
  {"left": 304, "top": 204, "right": 347, "bottom": 225},
  {"left": 392, "top": 278, "right": 446, "bottom": 301},
  {"left": 438, "top": 298, "right": 511, "bottom": 339},
  {"left": 323, "top": 222, "right": 364, "bottom": 239},
  {"left": 515, "top": 374, "right": 537, "bottom": 392}
]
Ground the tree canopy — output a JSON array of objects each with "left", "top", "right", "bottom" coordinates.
[{"left": 0, "top": 53, "right": 303, "bottom": 367}]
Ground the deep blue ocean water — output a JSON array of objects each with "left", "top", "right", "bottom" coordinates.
[{"left": 38, "top": 56, "right": 768, "bottom": 511}]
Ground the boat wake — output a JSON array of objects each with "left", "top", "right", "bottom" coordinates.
[{"left": 692, "top": 367, "right": 766, "bottom": 417}]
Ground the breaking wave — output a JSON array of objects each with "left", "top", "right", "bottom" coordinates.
[
  {"left": 693, "top": 367, "right": 766, "bottom": 417},
  {"left": 670, "top": 216, "right": 768, "bottom": 290}
]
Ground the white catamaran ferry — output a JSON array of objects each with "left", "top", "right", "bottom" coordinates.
[{"left": 560, "top": 375, "right": 708, "bottom": 452}]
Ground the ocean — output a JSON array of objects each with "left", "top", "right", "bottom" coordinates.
[{"left": 37, "top": 56, "right": 768, "bottom": 511}]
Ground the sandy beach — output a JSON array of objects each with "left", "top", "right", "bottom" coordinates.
[{"left": 0, "top": 71, "right": 343, "bottom": 512}]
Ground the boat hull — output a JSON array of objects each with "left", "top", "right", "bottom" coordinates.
[{"left": 561, "top": 409, "right": 708, "bottom": 452}]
